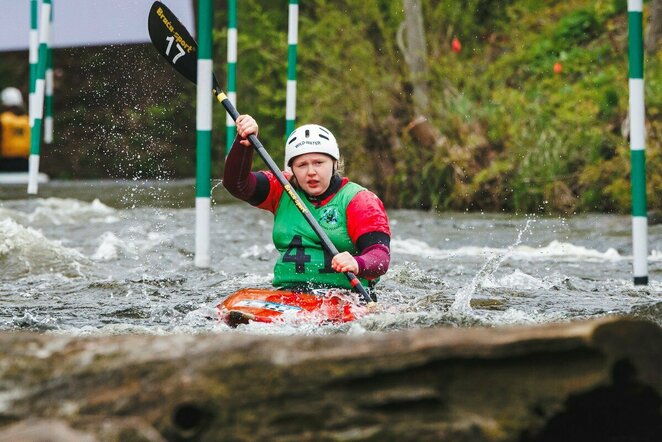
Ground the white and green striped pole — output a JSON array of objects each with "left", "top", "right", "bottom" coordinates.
[
  {"left": 44, "top": 1, "right": 54, "bottom": 144},
  {"left": 285, "top": 0, "right": 298, "bottom": 137},
  {"left": 28, "top": 0, "right": 51, "bottom": 194},
  {"left": 28, "top": 0, "right": 38, "bottom": 130},
  {"left": 225, "top": 0, "right": 237, "bottom": 155},
  {"left": 195, "top": 0, "right": 214, "bottom": 268},
  {"left": 628, "top": 0, "right": 648, "bottom": 285}
]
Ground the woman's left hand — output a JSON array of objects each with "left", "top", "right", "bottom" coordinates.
[{"left": 331, "top": 251, "right": 359, "bottom": 274}]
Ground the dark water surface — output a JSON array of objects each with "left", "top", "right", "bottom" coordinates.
[{"left": 1, "top": 180, "right": 660, "bottom": 335}]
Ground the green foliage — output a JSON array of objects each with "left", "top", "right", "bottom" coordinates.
[
  {"left": 554, "top": 9, "right": 602, "bottom": 47},
  {"left": 412, "top": 0, "right": 661, "bottom": 214}
]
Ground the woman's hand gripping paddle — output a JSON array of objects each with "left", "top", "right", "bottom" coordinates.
[{"left": 147, "top": 1, "right": 375, "bottom": 305}]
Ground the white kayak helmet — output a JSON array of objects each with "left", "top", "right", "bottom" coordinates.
[
  {"left": 1, "top": 87, "right": 24, "bottom": 107},
  {"left": 284, "top": 124, "right": 339, "bottom": 171}
]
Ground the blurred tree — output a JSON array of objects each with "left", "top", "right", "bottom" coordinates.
[
  {"left": 398, "top": 0, "right": 429, "bottom": 115},
  {"left": 647, "top": 0, "right": 662, "bottom": 53}
]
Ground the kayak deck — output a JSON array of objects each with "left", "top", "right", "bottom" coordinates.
[{"left": 217, "top": 288, "right": 366, "bottom": 327}]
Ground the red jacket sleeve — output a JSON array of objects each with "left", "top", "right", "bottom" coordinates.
[
  {"left": 346, "top": 190, "right": 391, "bottom": 279},
  {"left": 346, "top": 190, "right": 391, "bottom": 242},
  {"left": 222, "top": 138, "right": 258, "bottom": 201},
  {"left": 222, "top": 136, "right": 290, "bottom": 213}
]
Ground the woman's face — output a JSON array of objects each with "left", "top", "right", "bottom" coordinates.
[{"left": 291, "top": 153, "right": 336, "bottom": 196}]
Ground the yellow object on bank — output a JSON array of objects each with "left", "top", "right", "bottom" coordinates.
[{"left": 0, "top": 112, "right": 30, "bottom": 158}]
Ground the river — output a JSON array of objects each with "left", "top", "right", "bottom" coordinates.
[{"left": 1, "top": 179, "right": 660, "bottom": 335}]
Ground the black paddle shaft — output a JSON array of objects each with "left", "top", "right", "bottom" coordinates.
[{"left": 148, "top": 1, "right": 374, "bottom": 304}]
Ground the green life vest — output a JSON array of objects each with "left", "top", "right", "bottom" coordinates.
[{"left": 272, "top": 181, "right": 371, "bottom": 290}]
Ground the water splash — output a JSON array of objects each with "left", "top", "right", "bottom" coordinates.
[
  {"left": 92, "top": 231, "right": 136, "bottom": 261},
  {"left": 452, "top": 218, "right": 535, "bottom": 313}
]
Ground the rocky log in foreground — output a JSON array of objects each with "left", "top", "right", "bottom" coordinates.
[{"left": 1, "top": 317, "right": 660, "bottom": 441}]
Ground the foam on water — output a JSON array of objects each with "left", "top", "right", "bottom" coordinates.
[
  {"left": 0, "top": 218, "right": 88, "bottom": 278},
  {"left": 482, "top": 307, "right": 569, "bottom": 326},
  {"left": 6, "top": 310, "right": 60, "bottom": 331},
  {"left": 89, "top": 229, "right": 175, "bottom": 263},
  {"left": 240, "top": 243, "right": 277, "bottom": 259},
  {"left": 393, "top": 238, "right": 642, "bottom": 262},
  {"left": 0, "top": 207, "right": 29, "bottom": 224},
  {"left": 512, "top": 240, "right": 622, "bottom": 261},
  {"left": 483, "top": 269, "right": 554, "bottom": 291},
  {"left": 27, "top": 198, "right": 118, "bottom": 225},
  {"left": 227, "top": 316, "right": 352, "bottom": 336},
  {"left": 386, "top": 262, "right": 447, "bottom": 288}
]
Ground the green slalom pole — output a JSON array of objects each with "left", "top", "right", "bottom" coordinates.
[
  {"left": 225, "top": 0, "right": 237, "bottom": 155},
  {"left": 627, "top": 0, "right": 648, "bottom": 285},
  {"left": 28, "top": 0, "right": 38, "bottom": 129},
  {"left": 285, "top": 0, "right": 298, "bottom": 138},
  {"left": 44, "top": 0, "right": 54, "bottom": 144},
  {"left": 195, "top": 0, "right": 214, "bottom": 268},
  {"left": 28, "top": 0, "right": 52, "bottom": 194}
]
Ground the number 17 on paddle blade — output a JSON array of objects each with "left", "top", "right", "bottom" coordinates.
[{"left": 148, "top": 1, "right": 222, "bottom": 95}]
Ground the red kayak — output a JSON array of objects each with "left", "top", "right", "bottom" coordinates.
[{"left": 217, "top": 288, "right": 367, "bottom": 327}]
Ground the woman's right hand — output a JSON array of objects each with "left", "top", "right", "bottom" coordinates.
[{"left": 235, "top": 114, "right": 258, "bottom": 147}]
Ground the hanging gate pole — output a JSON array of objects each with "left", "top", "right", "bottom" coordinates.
[
  {"left": 44, "top": 1, "right": 54, "bottom": 144},
  {"left": 28, "top": 0, "right": 38, "bottom": 129},
  {"left": 28, "top": 0, "right": 52, "bottom": 194},
  {"left": 225, "top": 0, "right": 237, "bottom": 155},
  {"left": 627, "top": 0, "right": 648, "bottom": 285},
  {"left": 285, "top": 0, "right": 298, "bottom": 138},
  {"left": 195, "top": 0, "right": 214, "bottom": 267}
]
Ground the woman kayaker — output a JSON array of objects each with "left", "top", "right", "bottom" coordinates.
[{"left": 223, "top": 114, "right": 391, "bottom": 295}]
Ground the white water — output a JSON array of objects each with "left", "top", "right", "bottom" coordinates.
[{"left": 1, "top": 183, "right": 661, "bottom": 335}]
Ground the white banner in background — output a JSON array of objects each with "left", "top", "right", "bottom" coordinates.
[{"left": 0, "top": 0, "right": 195, "bottom": 51}]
